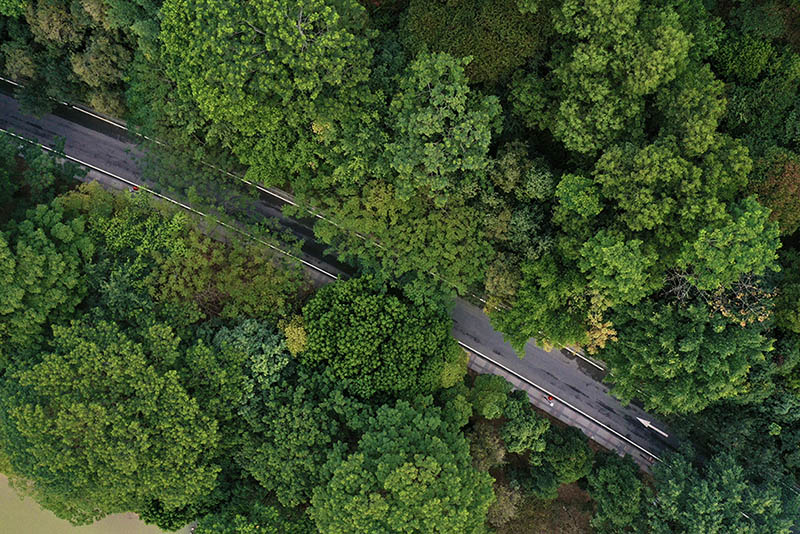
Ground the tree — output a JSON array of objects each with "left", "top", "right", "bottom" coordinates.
[
  {"left": 600, "top": 299, "right": 773, "bottom": 414},
  {"left": 160, "top": 0, "right": 379, "bottom": 186},
  {"left": 656, "top": 63, "right": 727, "bottom": 157},
  {"left": 196, "top": 500, "right": 313, "bottom": 534},
  {"left": 649, "top": 451, "right": 799, "bottom": 534},
  {"left": 151, "top": 231, "right": 306, "bottom": 324},
  {"left": 310, "top": 397, "right": 495, "bottom": 534},
  {"left": 0, "top": 0, "right": 27, "bottom": 16},
  {"left": 313, "top": 186, "right": 495, "bottom": 303},
  {"left": 403, "top": 0, "right": 553, "bottom": 84},
  {"left": 587, "top": 453, "right": 644, "bottom": 534},
  {"left": 590, "top": 136, "right": 750, "bottom": 247},
  {"left": 469, "top": 374, "right": 512, "bottom": 419},
  {"left": 301, "top": 276, "right": 464, "bottom": 397},
  {"left": 578, "top": 230, "right": 661, "bottom": 306},
  {"left": 486, "top": 483, "right": 523, "bottom": 528},
  {"left": 468, "top": 419, "right": 507, "bottom": 472},
  {"left": 677, "top": 197, "right": 780, "bottom": 292},
  {"left": 0, "top": 203, "right": 93, "bottom": 357},
  {"left": 501, "top": 389, "right": 550, "bottom": 454},
  {"left": 0, "top": 320, "right": 220, "bottom": 525},
  {"left": 512, "top": 0, "right": 691, "bottom": 154},
  {"left": 384, "top": 51, "right": 501, "bottom": 206},
  {"left": 491, "top": 255, "right": 590, "bottom": 353},
  {"left": 237, "top": 365, "right": 364, "bottom": 508},
  {"left": 775, "top": 249, "right": 800, "bottom": 334},
  {"left": 522, "top": 425, "right": 594, "bottom": 500},
  {"left": 715, "top": 34, "right": 800, "bottom": 151},
  {"left": 179, "top": 320, "right": 292, "bottom": 452}
]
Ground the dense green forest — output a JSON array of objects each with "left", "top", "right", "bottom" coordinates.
[{"left": 2, "top": 0, "right": 800, "bottom": 532}]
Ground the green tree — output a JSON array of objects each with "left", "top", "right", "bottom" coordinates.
[
  {"left": 522, "top": 425, "right": 594, "bottom": 500},
  {"left": 587, "top": 453, "right": 644, "bottom": 534},
  {"left": 578, "top": 230, "right": 661, "bottom": 306},
  {"left": 600, "top": 299, "right": 773, "bottom": 414},
  {"left": 302, "top": 276, "right": 464, "bottom": 397},
  {"left": 310, "top": 397, "right": 495, "bottom": 534},
  {"left": 649, "top": 451, "right": 799, "bottom": 534},
  {"left": 151, "top": 231, "right": 306, "bottom": 324},
  {"left": 314, "top": 186, "right": 495, "bottom": 303},
  {"left": 0, "top": 0, "right": 27, "bottom": 16},
  {"left": 0, "top": 203, "right": 93, "bottom": 357},
  {"left": 501, "top": 389, "right": 550, "bottom": 454},
  {"left": 196, "top": 501, "right": 313, "bottom": 534},
  {"left": 0, "top": 320, "right": 220, "bottom": 525},
  {"left": 160, "top": 0, "right": 379, "bottom": 186},
  {"left": 238, "top": 366, "right": 361, "bottom": 507},
  {"left": 469, "top": 374, "right": 512, "bottom": 419},
  {"left": 677, "top": 197, "right": 780, "bottom": 291},
  {"left": 384, "top": 51, "right": 501, "bottom": 206},
  {"left": 656, "top": 63, "right": 727, "bottom": 157},
  {"left": 490, "top": 255, "right": 590, "bottom": 353},
  {"left": 513, "top": 0, "right": 691, "bottom": 154},
  {"left": 775, "top": 250, "right": 800, "bottom": 334}
]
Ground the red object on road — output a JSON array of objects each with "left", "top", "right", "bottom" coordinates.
[{"left": 132, "top": 185, "right": 139, "bottom": 191}]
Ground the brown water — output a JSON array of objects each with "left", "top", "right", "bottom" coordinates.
[{"left": 0, "top": 476, "right": 192, "bottom": 534}]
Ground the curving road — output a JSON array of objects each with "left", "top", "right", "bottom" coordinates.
[{"left": 0, "top": 87, "right": 678, "bottom": 469}]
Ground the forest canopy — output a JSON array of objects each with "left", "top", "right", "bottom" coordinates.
[{"left": 3, "top": 0, "right": 800, "bottom": 532}]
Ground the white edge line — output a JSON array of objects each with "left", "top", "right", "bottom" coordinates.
[
  {"left": 458, "top": 339, "right": 662, "bottom": 462},
  {"left": 562, "top": 345, "right": 607, "bottom": 372}
]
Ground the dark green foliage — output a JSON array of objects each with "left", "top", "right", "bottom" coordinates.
[
  {"left": 403, "top": 0, "right": 553, "bottom": 84},
  {"left": 512, "top": 0, "right": 691, "bottom": 154},
  {"left": 521, "top": 425, "right": 594, "bottom": 500},
  {"left": 384, "top": 51, "right": 501, "bottom": 206},
  {"left": 715, "top": 34, "right": 800, "bottom": 152},
  {"left": 310, "top": 396, "right": 495, "bottom": 534},
  {"left": 0, "top": 134, "right": 85, "bottom": 224},
  {"left": 587, "top": 453, "right": 644, "bottom": 534},
  {"left": 0, "top": 0, "right": 158, "bottom": 115},
  {"left": 491, "top": 255, "right": 590, "bottom": 351},
  {"left": 600, "top": 299, "right": 773, "bottom": 414},
  {"left": 501, "top": 389, "right": 550, "bottom": 454},
  {"left": 302, "top": 276, "right": 464, "bottom": 398},
  {"left": 775, "top": 250, "right": 800, "bottom": 334},
  {"left": 648, "top": 450, "right": 799, "bottom": 534},
  {"left": 196, "top": 501, "right": 314, "bottom": 534},
  {"left": 469, "top": 374, "right": 512, "bottom": 419},
  {"left": 0, "top": 202, "right": 93, "bottom": 357},
  {"left": 237, "top": 365, "right": 365, "bottom": 508}
]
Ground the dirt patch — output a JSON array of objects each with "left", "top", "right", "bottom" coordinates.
[{"left": 496, "top": 483, "right": 594, "bottom": 534}]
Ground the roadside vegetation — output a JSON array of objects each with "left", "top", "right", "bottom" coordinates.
[{"left": 1, "top": 0, "right": 800, "bottom": 532}]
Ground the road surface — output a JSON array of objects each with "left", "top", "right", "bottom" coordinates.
[{"left": 0, "top": 88, "right": 678, "bottom": 468}]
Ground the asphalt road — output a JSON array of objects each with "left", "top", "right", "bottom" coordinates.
[{"left": 0, "top": 89, "right": 678, "bottom": 468}]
